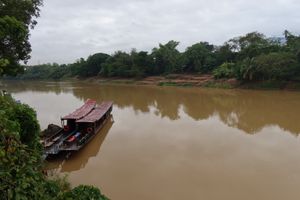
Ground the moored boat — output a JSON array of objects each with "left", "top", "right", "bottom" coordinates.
[
  {"left": 41, "top": 100, "right": 113, "bottom": 158},
  {"left": 62, "top": 101, "right": 113, "bottom": 151}
]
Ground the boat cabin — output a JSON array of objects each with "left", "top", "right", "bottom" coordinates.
[
  {"left": 61, "top": 99, "right": 96, "bottom": 133},
  {"left": 42, "top": 99, "right": 113, "bottom": 157},
  {"left": 63, "top": 101, "right": 113, "bottom": 150}
]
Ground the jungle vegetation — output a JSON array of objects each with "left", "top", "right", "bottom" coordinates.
[{"left": 15, "top": 31, "right": 300, "bottom": 82}]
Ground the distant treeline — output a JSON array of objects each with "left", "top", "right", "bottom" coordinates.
[{"left": 19, "top": 30, "right": 300, "bottom": 81}]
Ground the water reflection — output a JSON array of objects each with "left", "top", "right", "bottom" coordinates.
[
  {"left": 3, "top": 80, "right": 300, "bottom": 135},
  {"left": 71, "top": 83, "right": 300, "bottom": 135},
  {"left": 46, "top": 116, "right": 114, "bottom": 172},
  {"left": 1, "top": 80, "right": 74, "bottom": 94},
  {"left": 5, "top": 80, "right": 300, "bottom": 200}
]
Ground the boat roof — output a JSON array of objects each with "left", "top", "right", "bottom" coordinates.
[
  {"left": 61, "top": 99, "right": 96, "bottom": 120},
  {"left": 76, "top": 101, "right": 113, "bottom": 123}
]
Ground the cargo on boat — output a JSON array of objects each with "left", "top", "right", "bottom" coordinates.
[{"left": 41, "top": 99, "right": 113, "bottom": 158}]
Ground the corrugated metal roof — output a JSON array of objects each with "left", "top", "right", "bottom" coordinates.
[
  {"left": 62, "top": 99, "right": 96, "bottom": 120},
  {"left": 76, "top": 101, "right": 113, "bottom": 123}
]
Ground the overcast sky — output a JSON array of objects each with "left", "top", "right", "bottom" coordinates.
[{"left": 28, "top": 0, "right": 300, "bottom": 65}]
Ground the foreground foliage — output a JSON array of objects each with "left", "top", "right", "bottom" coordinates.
[
  {"left": 1, "top": 1, "right": 109, "bottom": 199},
  {"left": 62, "top": 185, "right": 109, "bottom": 200},
  {"left": 0, "top": 95, "right": 109, "bottom": 199}
]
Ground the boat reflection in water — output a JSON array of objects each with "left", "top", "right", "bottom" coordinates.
[{"left": 46, "top": 115, "right": 114, "bottom": 173}]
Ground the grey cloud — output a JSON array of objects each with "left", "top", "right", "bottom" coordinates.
[{"left": 28, "top": 0, "right": 300, "bottom": 64}]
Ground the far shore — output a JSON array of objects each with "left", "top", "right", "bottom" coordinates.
[
  {"left": 78, "top": 74, "right": 300, "bottom": 91},
  {"left": 3, "top": 74, "right": 300, "bottom": 91}
]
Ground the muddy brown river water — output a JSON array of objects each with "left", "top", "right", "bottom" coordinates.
[{"left": 3, "top": 80, "right": 300, "bottom": 200}]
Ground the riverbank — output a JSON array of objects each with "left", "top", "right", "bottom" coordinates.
[
  {"left": 3, "top": 74, "right": 300, "bottom": 91},
  {"left": 80, "top": 74, "right": 300, "bottom": 91},
  {"left": 85, "top": 74, "right": 235, "bottom": 88}
]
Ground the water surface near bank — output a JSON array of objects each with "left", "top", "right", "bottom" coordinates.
[{"left": 4, "top": 80, "right": 300, "bottom": 200}]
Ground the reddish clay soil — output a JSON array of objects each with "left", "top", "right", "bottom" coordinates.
[
  {"left": 89, "top": 74, "right": 240, "bottom": 87},
  {"left": 137, "top": 74, "right": 239, "bottom": 87}
]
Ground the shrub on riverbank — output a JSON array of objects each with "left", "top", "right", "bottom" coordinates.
[
  {"left": 62, "top": 185, "right": 109, "bottom": 200},
  {"left": 213, "top": 62, "right": 237, "bottom": 79}
]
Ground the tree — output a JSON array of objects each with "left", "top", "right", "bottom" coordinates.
[
  {"left": 214, "top": 43, "right": 236, "bottom": 65},
  {"left": 151, "top": 40, "right": 182, "bottom": 74},
  {"left": 101, "top": 51, "right": 133, "bottom": 77},
  {"left": 183, "top": 42, "right": 216, "bottom": 73},
  {"left": 79, "top": 53, "right": 110, "bottom": 77},
  {"left": 68, "top": 58, "right": 86, "bottom": 77},
  {"left": 130, "top": 49, "right": 153, "bottom": 77},
  {"left": 284, "top": 30, "right": 300, "bottom": 62},
  {"left": 0, "top": 0, "right": 43, "bottom": 76},
  {"left": 0, "top": 16, "right": 29, "bottom": 75},
  {"left": 227, "top": 32, "right": 272, "bottom": 59},
  {"left": 0, "top": 0, "right": 42, "bottom": 29}
]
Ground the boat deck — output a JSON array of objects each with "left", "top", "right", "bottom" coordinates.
[{"left": 42, "top": 100, "right": 113, "bottom": 158}]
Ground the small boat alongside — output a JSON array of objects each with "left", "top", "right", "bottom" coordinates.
[{"left": 41, "top": 99, "right": 113, "bottom": 158}]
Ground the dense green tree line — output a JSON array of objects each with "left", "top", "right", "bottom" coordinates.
[{"left": 16, "top": 31, "right": 300, "bottom": 81}]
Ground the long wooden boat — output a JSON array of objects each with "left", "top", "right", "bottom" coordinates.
[
  {"left": 41, "top": 100, "right": 113, "bottom": 158},
  {"left": 62, "top": 101, "right": 113, "bottom": 151}
]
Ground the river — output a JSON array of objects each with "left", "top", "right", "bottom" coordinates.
[{"left": 3, "top": 80, "right": 300, "bottom": 200}]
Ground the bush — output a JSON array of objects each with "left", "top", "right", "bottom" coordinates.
[
  {"left": 0, "top": 94, "right": 40, "bottom": 150},
  {"left": 254, "top": 52, "right": 299, "bottom": 80},
  {"left": 239, "top": 53, "right": 299, "bottom": 81},
  {"left": 62, "top": 185, "right": 109, "bottom": 200},
  {"left": 0, "top": 95, "right": 49, "bottom": 199},
  {"left": 213, "top": 62, "right": 237, "bottom": 79}
]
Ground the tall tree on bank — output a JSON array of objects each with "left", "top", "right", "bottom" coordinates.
[
  {"left": 285, "top": 30, "right": 300, "bottom": 62},
  {"left": 0, "top": 0, "right": 43, "bottom": 76},
  {"left": 151, "top": 40, "right": 182, "bottom": 74},
  {"left": 227, "top": 32, "right": 271, "bottom": 59},
  {"left": 80, "top": 53, "right": 110, "bottom": 77},
  {"left": 183, "top": 42, "right": 216, "bottom": 73}
]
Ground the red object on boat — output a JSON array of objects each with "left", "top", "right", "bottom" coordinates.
[
  {"left": 61, "top": 99, "right": 96, "bottom": 120},
  {"left": 76, "top": 101, "right": 113, "bottom": 123},
  {"left": 67, "top": 136, "right": 76, "bottom": 142},
  {"left": 64, "top": 125, "right": 69, "bottom": 132}
]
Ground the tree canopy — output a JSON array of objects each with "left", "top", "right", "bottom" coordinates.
[
  {"left": 18, "top": 30, "right": 300, "bottom": 82},
  {"left": 183, "top": 42, "right": 216, "bottom": 73},
  {"left": 0, "top": 0, "right": 43, "bottom": 76}
]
